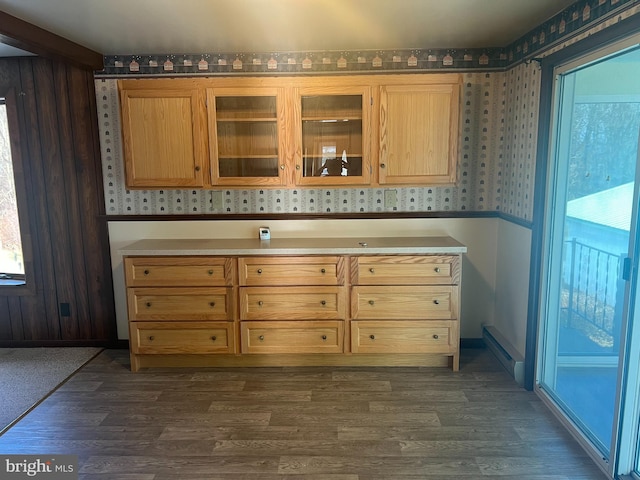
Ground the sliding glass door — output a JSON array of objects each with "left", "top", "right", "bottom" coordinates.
[{"left": 538, "top": 36, "right": 640, "bottom": 475}]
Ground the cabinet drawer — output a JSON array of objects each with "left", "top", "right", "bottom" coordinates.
[
  {"left": 354, "top": 255, "right": 460, "bottom": 285},
  {"left": 130, "top": 321, "right": 235, "bottom": 354},
  {"left": 127, "top": 287, "right": 234, "bottom": 321},
  {"left": 125, "top": 257, "right": 233, "bottom": 286},
  {"left": 241, "top": 321, "right": 343, "bottom": 354},
  {"left": 240, "top": 286, "right": 346, "bottom": 320},
  {"left": 239, "top": 256, "right": 344, "bottom": 286},
  {"left": 351, "top": 320, "right": 456, "bottom": 354},
  {"left": 351, "top": 286, "right": 458, "bottom": 319}
]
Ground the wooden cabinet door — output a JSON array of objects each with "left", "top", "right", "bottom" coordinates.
[
  {"left": 293, "top": 85, "right": 372, "bottom": 186},
  {"left": 120, "top": 85, "right": 207, "bottom": 188},
  {"left": 207, "top": 87, "right": 287, "bottom": 186},
  {"left": 379, "top": 83, "right": 459, "bottom": 185}
]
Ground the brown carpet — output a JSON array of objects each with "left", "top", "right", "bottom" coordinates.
[{"left": 0, "top": 347, "right": 102, "bottom": 434}]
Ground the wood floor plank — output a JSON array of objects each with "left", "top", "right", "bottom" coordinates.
[
  {"left": 337, "top": 425, "right": 521, "bottom": 441},
  {"left": 157, "top": 390, "right": 312, "bottom": 402},
  {"left": 98, "top": 412, "right": 272, "bottom": 427},
  {"left": 207, "top": 400, "right": 369, "bottom": 414},
  {"left": 159, "top": 425, "right": 340, "bottom": 441},
  {"left": 153, "top": 475, "right": 358, "bottom": 480},
  {"left": 396, "top": 439, "right": 592, "bottom": 458},
  {"left": 210, "top": 439, "right": 402, "bottom": 457},
  {"left": 0, "top": 348, "right": 607, "bottom": 480},
  {"left": 242, "top": 380, "right": 392, "bottom": 392},
  {"left": 312, "top": 390, "right": 468, "bottom": 403},
  {"left": 79, "top": 455, "right": 280, "bottom": 475},
  {"left": 277, "top": 455, "right": 482, "bottom": 476},
  {"left": 476, "top": 455, "right": 607, "bottom": 477},
  {"left": 45, "top": 400, "right": 214, "bottom": 415},
  {"left": 268, "top": 412, "right": 441, "bottom": 427},
  {"left": 4, "top": 425, "right": 165, "bottom": 441}
]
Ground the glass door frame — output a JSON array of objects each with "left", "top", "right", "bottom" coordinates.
[{"left": 532, "top": 28, "right": 640, "bottom": 477}]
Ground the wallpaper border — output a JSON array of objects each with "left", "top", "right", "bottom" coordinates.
[{"left": 96, "top": 0, "right": 639, "bottom": 77}]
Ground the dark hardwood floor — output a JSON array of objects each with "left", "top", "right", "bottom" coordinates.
[{"left": 0, "top": 348, "right": 607, "bottom": 479}]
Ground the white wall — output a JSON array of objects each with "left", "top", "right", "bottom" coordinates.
[
  {"left": 108, "top": 217, "right": 498, "bottom": 340},
  {"left": 493, "top": 218, "right": 532, "bottom": 357}
]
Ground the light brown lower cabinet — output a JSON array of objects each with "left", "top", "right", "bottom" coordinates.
[{"left": 124, "top": 253, "right": 461, "bottom": 371}]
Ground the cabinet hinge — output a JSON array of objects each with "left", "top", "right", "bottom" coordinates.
[{"left": 371, "top": 97, "right": 373, "bottom": 106}]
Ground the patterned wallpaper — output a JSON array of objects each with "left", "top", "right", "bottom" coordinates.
[{"left": 96, "top": 0, "right": 640, "bottom": 222}]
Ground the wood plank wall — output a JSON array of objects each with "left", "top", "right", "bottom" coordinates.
[{"left": 0, "top": 57, "right": 117, "bottom": 345}]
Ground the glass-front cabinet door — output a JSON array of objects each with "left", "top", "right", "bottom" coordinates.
[
  {"left": 207, "top": 88, "right": 286, "bottom": 186},
  {"left": 294, "top": 86, "right": 371, "bottom": 186}
]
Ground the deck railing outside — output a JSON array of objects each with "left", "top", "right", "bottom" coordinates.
[{"left": 562, "top": 238, "right": 624, "bottom": 351}]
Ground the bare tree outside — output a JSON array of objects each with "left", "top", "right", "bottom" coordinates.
[{"left": 0, "top": 102, "right": 24, "bottom": 276}]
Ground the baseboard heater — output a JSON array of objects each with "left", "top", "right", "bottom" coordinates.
[{"left": 482, "top": 325, "right": 525, "bottom": 386}]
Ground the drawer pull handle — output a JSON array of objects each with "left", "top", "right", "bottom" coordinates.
[
  {"left": 321, "top": 300, "right": 326, "bottom": 306},
  {"left": 209, "top": 302, "right": 216, "bottom": 307},
  {"left": 368, "top": 300, "right": 375, "bottom": 306},
  {"left": 433, "top": 334, "right": 439, "bottom": 340},
  {"left": 369, "top": 334, "right": 375, "bottom": 340},
  {"left": 148, "top": 335, "right": 155, "bottom": 341},
  {"left": 434, "top": 267, "right": 441, "bottom": 273},
  {"left": 257, "top": 269, "right": 263, "bottom": 274},
  {"left": 208, "top": 270, "right": 214, "bottom": 275},
  {"left": 258, "top": 301, "right": 264, "bottom": 306},
  {"left": 321, "top": 268, "right": 326, "bottom": 274},
  {"left": 369, "top": 268, "right": 375, "bottom": 274},
  {"left": 258, "top": 335, "right": 265, "bottom": 341},
  {"left": 143, "top": 269, "right": 150, "bottom": 275},
  {"left": 211, "top": 335, "right": 217, "bottom": 341},
  {"left": 146, "top": 302, "right": 152, "bottom": 308},
  {"left": 322, "top": 335, "right": 327, "bottom": 341},
  {"left": 433, "top": 299, "right": 440, "bottom": 305}
]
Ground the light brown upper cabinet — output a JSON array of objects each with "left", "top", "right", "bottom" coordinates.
[
  {"left": 294, "top": 85, "right": 371, "bottom": 186},
  {"left": 119, "top": 83, "right": 208, "bottom": 188},
  {"left": 207, "top": 87, "right": 288, "bottom": 186},
  {"left": 379, "top": 81, "right": 460, "bottom": 185},
  {"left": 118, "top": 74, "right": 460, "bottom": 189}
]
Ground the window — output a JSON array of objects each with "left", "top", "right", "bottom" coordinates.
[
  {"left": 0, "top": 88, "right": 33, "bottom": 294},
  {"left": 0, "top": 100, "right": 25, "bottom": 284}
]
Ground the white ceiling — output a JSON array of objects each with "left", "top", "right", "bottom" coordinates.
[{"left": 0, "top": 0, "right": 577, "bottom": 57}]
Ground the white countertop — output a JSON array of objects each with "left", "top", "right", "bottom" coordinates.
[{"left": 119, "top": 236, "right": 467, "bottom": 256}]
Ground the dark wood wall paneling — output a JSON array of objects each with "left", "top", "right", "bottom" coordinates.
[{"left": 0, "top": 57, "right": 117, "bottom": 345}]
